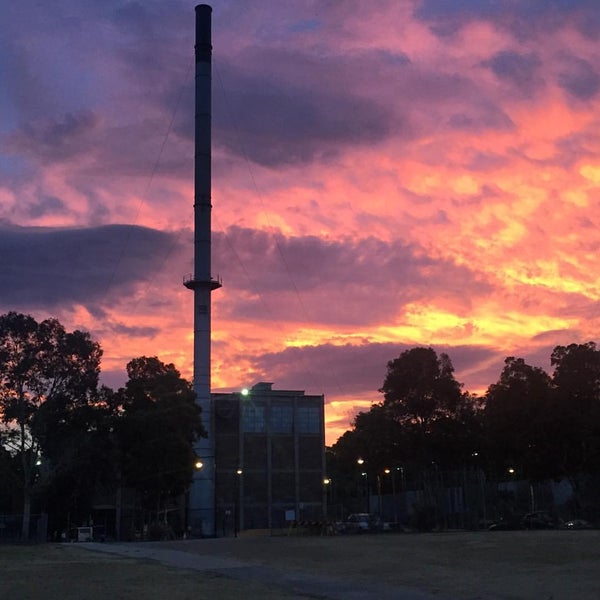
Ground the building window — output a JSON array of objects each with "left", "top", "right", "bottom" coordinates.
[
  {"left": 296, "top": 406, "right": 321, "bottom": 434},
  {"left": 270, "top": 405, "right": 293, "bottom": 433},
  {"left": 242, "top": 403, "right": 266, "bottom": 433}
]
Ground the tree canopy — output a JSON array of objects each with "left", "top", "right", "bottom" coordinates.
[
  {"left": 483, "top": 357, "right": 558, "bottom": 481},
  {"left": 551, "top": 343, "right": 600, "bottom": 491},
  {"left": 0, "top": 314, "right": 204, "bottom": 539},
  {"left": 330, "top": 347, "right": 482, "bottom": 500},
  {"left": 0, "top": 312, "right": 102, "bottom": 537},
  {"left": 116, "top": 356, "right": 205, "bottom": 512},
  {"left": 379, "top": 347, "right": 465, "bottom": 426}
]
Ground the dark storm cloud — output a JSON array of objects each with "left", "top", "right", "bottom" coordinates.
[
  {"left": 214, "top": 227, "right": 492, "bottom": 325},
  {"left": 557, "top": 56, "right": 600, "bottom": 101},
  {"left": 25, "top": 196, "right": 70, "bottom": 220},
  {"left": 245, "top": 341, "right": 503, "bottom": 399},
  {"left": 415, "top": 0, "right": 600, "bottom": 38},
  {"left": 209, "top": 59, "right": 395, "bottom": 167},
  {"left": 184, "top": 42, "right": 410, "bottom": 167},
  {"left": 0, "top": 224, "right": 179, "bottom": 309},
  {"left": 482, "top": 51, "right": 543, "bottom": 92},
  {"left": 7, "top": 112, "right": 100, "bottom": 164},
  {"left": 247, "top": 342, "right": 405, "bottom": 396}
]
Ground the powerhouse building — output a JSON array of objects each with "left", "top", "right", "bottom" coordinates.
[{"left": 213, "top": 382, "right": 326, "bottom": 531}]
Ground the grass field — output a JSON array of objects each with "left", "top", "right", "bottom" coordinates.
[
  {"left": 0, "top": 543, "right": 313, "bottom": 600},
  {"left": 2, "top": 530, "right": 600, "bottom": 599}
]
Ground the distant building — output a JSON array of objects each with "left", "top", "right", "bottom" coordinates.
[{"left": 213, "top": 382, "right": 326, "bottom": 532}]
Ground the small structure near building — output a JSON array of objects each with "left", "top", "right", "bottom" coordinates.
[{"left": 213, "top": 382, "right": 326, "bottom": 533}]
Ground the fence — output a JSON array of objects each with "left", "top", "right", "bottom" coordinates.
[{"left": 0, "top": 513, "right": 48, "bottom": 543}]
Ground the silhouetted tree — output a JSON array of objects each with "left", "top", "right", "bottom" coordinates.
[
  {"left": 379, "top": 347, "right": 464, "bottom": 426},
  {"left": 0, "top": 442, "right": 20, "bottom": 512},
  {"left": 116, "top": 357, "right": 205, "bottom": 519},
  {"left": 551, "top": 342, "right": 600, "bottom": 511},
  {"left": 379, "top": 347, "right": 478, "bottom": 468},
  {"left": 484, "top": 357, "right": 559, "bottom": 481},
  {"left": 0, "top": 312, "right": 102, "bottom": 538},
  {"left": 33, "top": 385, "right": 120, "bottom": 533},
  {"left": 328, "top": 404, "right": 405, "bottom": 503}
]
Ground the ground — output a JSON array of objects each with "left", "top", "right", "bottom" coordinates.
[{"left": 1, "top": 530, "right": 599, "bottom": 599}]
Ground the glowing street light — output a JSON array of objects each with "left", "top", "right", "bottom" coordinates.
[{"left": 384, "top": 467, "right": 398, "bottom": 523}]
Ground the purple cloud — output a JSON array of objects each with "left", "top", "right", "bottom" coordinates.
[
  {"left": 415, "top": 0, "right": 600, "bottom": 39},
  {"left": 557, "top": 56, "right": 600, "bottom": 101},
  {"left": 243, "top": 341, "right": 505, "bottom": 401},
  {"left": 0, "top": 224, "right": 181, "bottom": 310},
  {"left": 214, "top": 227, "right": 493, "bottom": 326}
]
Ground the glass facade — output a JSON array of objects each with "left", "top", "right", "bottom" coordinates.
[
  {"left": 296, "top": 406, "right": 321, "bottom": 434},
  {"left": 213, "top": 383, "right": 325, "bottom": 532},
  {"left": 270, "top": 404, "right": 294, "bottom": 433},
  {"left": 241, "top": 403, "right": 266, "bottom": 432}
]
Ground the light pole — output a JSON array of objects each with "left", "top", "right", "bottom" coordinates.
[
  {"left": 323, "top": 478, "right": 331, "bottom": 520},
  {"left": 357, "top": 459, "right": 369, "bottom": 513},
  {"left": 361, "top": 472, "right": 369, "bottom": 513},
  {"left": 385, "top": 468, "right": 397, "bottom": 523},
  {"left": 235, "top": 468, "right": 243, "bottom": 537}
]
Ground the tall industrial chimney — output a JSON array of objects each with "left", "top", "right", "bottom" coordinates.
[{"left": 184, "top": 3, "right": 221, "bottom": 537}]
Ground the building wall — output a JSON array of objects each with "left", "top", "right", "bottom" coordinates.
[{"left": 213, "top": 382, "right": 325, "bottom": 532}]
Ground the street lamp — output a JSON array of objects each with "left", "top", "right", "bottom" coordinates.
[
  {"left": 360, "top": 471, "right": 369, "bottom": 512},
  {"left": 235, "top": 468, "right": 243, "bottom": 536},
  {"left": 323, "top": 478, "right": 331, "bottom": 520},
  {"left": 356, "top": 459, "right": 369, "bottom": 512},
  {"left": 384, "top": 468, "right": 398, "bottom": 524}
]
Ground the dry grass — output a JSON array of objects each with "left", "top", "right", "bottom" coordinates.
[
  {"left": 153, "top": 529, "right": 600, "bottom": 599},
  {"left": 0, "top": 543, "right": 314, "bottom": 600},
  {"left": 2, "top": 530, "right": 600, "bottom": 599}
]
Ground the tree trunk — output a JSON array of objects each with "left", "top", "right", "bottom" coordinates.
[
  {"left": 21, "top": 489, "right": 31, "bottom": 540},
  {"left": 115, "top": 484, "right": 122, "bottom": 541},
  {"left": 20, "top": 420, "right": 32, "bottom": 541}
]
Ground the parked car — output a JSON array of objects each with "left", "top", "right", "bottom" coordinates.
[
  {"left": 521, "top": 511, "right": 559, "bottom": 530},
  {"left": 488, "top": 515, "right": 524, "bottom": 531},
  {"left": 562, "top": 519, "right": 593, "bottom": 530},
  {"left": 345, "top": 513, "right": 383, "bottom": 533}
]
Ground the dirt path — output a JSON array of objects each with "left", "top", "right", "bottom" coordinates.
[
  {"left": 82, "top": 541, "right": 441, "bottom": 599},
  {"left": 80, "top": 530, "right": 600, "bottom": 600}
]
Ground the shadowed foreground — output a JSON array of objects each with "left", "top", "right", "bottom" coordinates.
[{"left": 2, "top": 531, "right": 600, "bottom": 599}]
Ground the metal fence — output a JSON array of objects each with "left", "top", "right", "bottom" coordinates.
[{"left": 0, "top": 513, "right": 48, "bottom": 543}]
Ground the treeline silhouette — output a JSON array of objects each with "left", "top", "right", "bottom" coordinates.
[
  {"left": 0, "top": 312, "right": 202, "bottom": 540},
  {"left": 328, "top": 344, "right": 600, "bottom": 525}
]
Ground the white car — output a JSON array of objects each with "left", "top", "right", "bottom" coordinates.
[{"left": 345, "top": 513, "right": 382, "bottom": 533}]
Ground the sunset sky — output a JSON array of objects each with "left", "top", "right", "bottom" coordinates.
[{"left": 2, "top": 1, "right": 600, "bottom": 443}]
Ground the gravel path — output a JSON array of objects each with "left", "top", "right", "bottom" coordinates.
[{"left": 80, "top": 542, "right": 450, "bottom": 600}]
